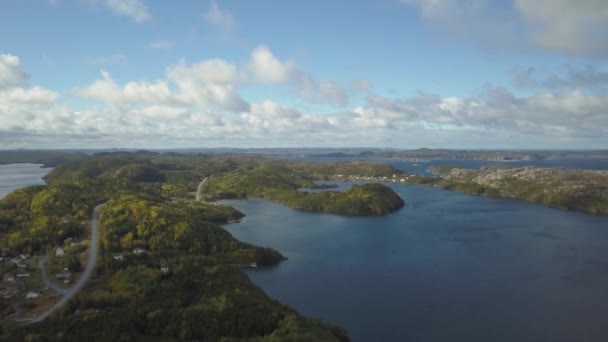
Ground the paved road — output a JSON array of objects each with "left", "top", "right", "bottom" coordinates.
[
  {"left": 30, "top": 203, "right": 104, "bottom": 323},
  {"left": 195, "top": 177, "right": 209, "bottom": 201},
  {"left": 37, "top": 256, "right": 67, "bottom": 295}
]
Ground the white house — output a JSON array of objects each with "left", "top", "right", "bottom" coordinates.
[
  {"left": 55, "top": 247, "right": 65, "bottom": 257},
  {"left": 113, "top": 255, "right": 124, "bottom": 261},
  {"left": 10, "top": 254, "right": 27, "bottom": 265},
  {"left": 133, "top": 248, "right": 146, "bottom": 256},
  {"left": 160, "top": 263, "right": 170, "bottom": 274},
  {"left": 2, "top": 273, "right": 15, "bottom": 282},
  {"left": 56, "top": 268, "right": 71, "bottom": 279},
  {"left": 26, "top": 291, "right": 40, "bottom": 300}
]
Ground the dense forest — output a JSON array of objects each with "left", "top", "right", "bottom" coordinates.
[
  {"left": 202, "top": 163, "right": 405, "bottom": 216},
  {"left": 0, "top": 151, "right": 408, "bottom": 340},
  {"left": 408, "top": 165, "right": 608, "bottom": 215}
]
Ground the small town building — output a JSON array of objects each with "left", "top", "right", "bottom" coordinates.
[
  {"left": 55, "top": 247, "right": 65, "bottom": 257},
  {"left": 10, "top": 254, "right": 27, "bottom": 265},
  {"left": 26, "top": 291, "right": 40, "bottom": 299},
  {"left": 56, "top": 268, "right": 71, "bottom": 279},
  {"left": 2, "top": 286, "right": 18, "bottom": 299},
  {"left": 133, "top": 248, "right": 146, "bottom": 255},
  {"left": 2, "top": 273, "right": 15, "bottom": 282}
]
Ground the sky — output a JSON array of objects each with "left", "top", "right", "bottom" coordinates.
[{"left": 1, "top": 0, "right": 608, "bottom": 149}]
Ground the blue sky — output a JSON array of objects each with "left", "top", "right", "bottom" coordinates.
[{"left": 1, "top": 0, "right": 607, "bottom": 149}]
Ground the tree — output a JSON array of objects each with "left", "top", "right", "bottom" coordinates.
[{"left": 68, "top": 254, "right": 82, "bottom": 272}]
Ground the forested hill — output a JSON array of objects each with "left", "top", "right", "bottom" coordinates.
[
  {"left": 202, "top": 163, "right": 405, "bottom": 216},
  {"left": 1, "top": 152, "right": 352, "bottom": 341},
  {"left": 426, "top": 165, "right": 608, "bottom": 215}
]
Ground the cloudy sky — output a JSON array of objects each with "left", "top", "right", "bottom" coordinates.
[{"left": 1, "top": 0, "right": 607, "bottom": 149}]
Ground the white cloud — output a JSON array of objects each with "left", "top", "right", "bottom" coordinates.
[
  {"left": 512, "top": 65, "right": 608, "bottom": 90},
  {"left": 4, "top": 47, "right": 607, "bottom": 149},
  {"left": 402, "top": 0, "right": 521, "bottom": 50},
  {"left": 0, "top": 55, "right": 64, "bottom": 138},
  {"left": 105, "top": 0, "right": 151, "bottom": 24},
  {"left": 243, "top": 45, "right": 352, "bottom": 105},
  {"left": 349, "top": 85, "right": 608, "bottom": 141},
  {"left": 293, "top": 77, "right": 349, "bottom": 105},
  {"left": 165, "top": 58, "right": 248, "bottom": 112},
  {"left": 75, "top": 59, "right": 249, "bottom": 112},
  {"left": 515, "top": 0, "right": 608, "bottom": 56},
  {"left": 149, "top": 40, "right": 172, "bottom": 50},
  {"left": 402, "top": 0, "right": 608, "bottom": 57},
  {"left": 245, "top": 45, "right": 296, "bottom": 84},
  {"left": 202, "top": 0, "right": 237, "bottom": 32},
  {"left": 167, "top": 58, "right": 239, "bottom": 85},
  {"left": 0, "top": 54, "right": 28, "bottom": 90},
  {"left": 4, "top": 86, "right": 58, "bottom": 104}
]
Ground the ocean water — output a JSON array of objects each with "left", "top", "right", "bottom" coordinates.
[
  {"left": 0, "top": 163, "right": 50, "bottom": 198},
  {"left": 223, "top": 183, "right": 608, "bottom": 342}
]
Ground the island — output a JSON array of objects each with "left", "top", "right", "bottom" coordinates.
[{"left": 0, "top": 151, "right": 408, "bottom": 341}]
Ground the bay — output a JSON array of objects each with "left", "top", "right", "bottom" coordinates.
[
  {"left": 224, "top": 183, "right": 608, "bottom": 342},
  {"left": 0, "top": 163, "right": 51, "bottom": 199}
]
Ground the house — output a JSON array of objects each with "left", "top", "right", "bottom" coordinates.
[
  {"left": 10, "top": 254, "right": 27, "bottom": 265},
  {"left": 2, "top": 273, "right": 15, "bottom": 282},
  {"left": 56, "top": 268, "right": 71, "bottom": 279},
  {"left": 133, "top": 248, "right": 146, "bottom": 256},
  {"left": 16, "top": 262, "right": 27, "bottom": 268},
  {"left": 160, "top": 263, "right": 170, "bottom": 274},
  {"left": 26, "top": 291, "right": 40, "bottom": 300},
  {"left": 16, "top": 273, "right": 30, "bottom": 278},
  {"left": 113, "top": 254, "right": 124, "bottom": 261},
  {"left": 249, "top": 262, "right": 258, "bottom": 268},
  {"left": 55, "top": 247, "right": 65, "bottom": 257},
  {"left": 2, "top": 286, "right": 18, "bottom": 299}
]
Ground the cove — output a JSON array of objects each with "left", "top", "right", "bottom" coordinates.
[{"left": 223, "top": 183, "right": 608, "bottom": 342}]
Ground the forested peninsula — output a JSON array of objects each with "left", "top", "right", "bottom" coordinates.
[
  {"left": 421, "top": 165, "right": 608, "bottom": 215},
  {"left": 0, "top": 152, "right": 406, "bottom": 341},
  {"left": 201, "top": 163, "right": 404, "bottom": 216}
]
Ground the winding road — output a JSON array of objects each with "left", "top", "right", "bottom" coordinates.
[
  {"left": 25, "top": 178, "right": 208, "bottom": 322},
  {"left": 195, "top": 177, "right": 209, "bottom": 202},
  {"left": 37, "top": 256, "right": 67, "bottom": 295},
  {"left": 29, "top": 203, "right": 104, "bottom": 323}
]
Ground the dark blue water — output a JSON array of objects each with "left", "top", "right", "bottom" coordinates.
[
  {"left": 0, "top": 163, "right": 50, "bottom": 198},
  {"left": 223, "top": 184, "right": 608, "bottom": 342}
]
